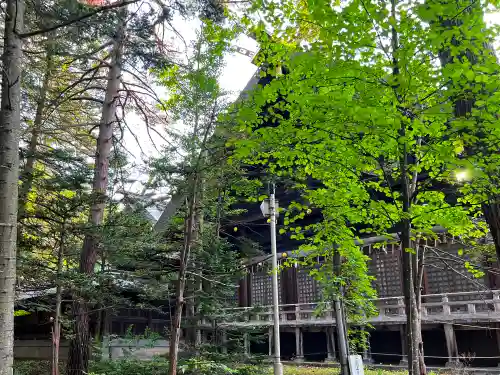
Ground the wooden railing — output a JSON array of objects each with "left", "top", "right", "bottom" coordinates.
[{"left": 207, "top": 290, "right": 500, "bottom": 327}]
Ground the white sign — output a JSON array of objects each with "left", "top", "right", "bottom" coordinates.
[
  {"left": 260, "top": 199, "right": 269, "bottom": 217},
  {"left": 348, "top": 355, "right": 365, "bottom": 375},
  {"left": 260, "top": 199, "right": 279, "bottom": 218}
]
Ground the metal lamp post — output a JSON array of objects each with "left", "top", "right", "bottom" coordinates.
[{"left": 260, "top": 183, "right": 283, "bottom": 375}]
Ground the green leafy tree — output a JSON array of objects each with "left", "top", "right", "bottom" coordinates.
[
  {"left": 229, "top": 0, "right": 500, "bottom": 373},
  {"left": 151, "top": 20, "right": 246, "bottom": 375},
  {"left": 423, "top": 0, "right": 500, "bottom": 266}
]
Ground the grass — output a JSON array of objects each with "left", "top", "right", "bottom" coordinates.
[
  {"left": 282, "top": 365, "right": 450, "bottom": 375},
  {"left": 284, "top": 366, "right": 406, "bottom": 375},
  {"left": 14, "top": 360, "right": 451, "bottom": 375}
]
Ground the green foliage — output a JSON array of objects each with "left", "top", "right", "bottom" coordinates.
[
  {"left": 282, "top": 367, "right": 407, "bottom": 375},
  {"left": 229, "top": 0, "right": 500, "bottom": 331},
  {"left": 13, "top": 310, "right": 30, "bottom": 317},
  {"left": 89, "top": 359, "right": 171, "bottom": 375},
  {"left": 88, "top": 359, "right": 270, "bottom": 375},
  {"left": 15, "top": 360, "right": 446, "bottom": 375},
  {"left": 13, "top": 361, "right": 57, "bottom": 375},
  {"left": 179, "top": 358, "right": 237, "bottom": 375}
]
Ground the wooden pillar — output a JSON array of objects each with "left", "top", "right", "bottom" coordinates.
[
  {"left": 326, "top": 327, "right": 336, "bottom": 362},
  {"left": 147, "top": 310, "right": 153, "bottom": 330},
  {"left": 247, "top": 271, "right": 253, "bottom": 306},
  {"left": 244, "top": 332, "right": 250, "bottom": 357},
  {"left": 282, "top": 266, "right": 299, "bottom": 320},
  {"left": 239, "top": 273, "right": 249, "bottom": 307},
  {"left": 444, "top": 323, "right": 459, "bottom": 366},
  {"left": 222, "top": 330, "right": 228, "bottom": 354},
  {"left": 201, "top": 329, "right": 209, "bottom": 345},
  {"left": 101, "top": 335, "right": 111, "bottom": 360},
  {"left": 101, "top": 308, "right": 111, "bottom": 360},
  {"left": 362, "top": 331, "right": 373, "bottom": 364},
  {"left": 268, "top": 327, "right": 273, "bottom": 356},
  {"left": 295, "top": 327, "right": 304, "bottom": 361},
  {"left": 399, "top": 325, "right": 408, "bottom": 365},
  {"left": 495, "top": 323, "right": 500, "bottom": 367},
  {"left": 282, "top": 266, "right": 298, "bottom": 304}
]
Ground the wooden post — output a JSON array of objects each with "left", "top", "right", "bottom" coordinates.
[
  {"left": 444, "top": 323, "right": 458, "bottom": 367},
  {"left": 247, "top": 272, "right": 253, "bottom": 307},
  {"left": 295, "top": 304, "right": 301, "bottom": 321},
  {"left": 362, "top": 330, "right": 373, "bottom": 364},
  {"left": 239, "top": 275, "right": 248, "bottom": 307},
  {"left": 493, "top": 291, "right": 500, "bottom": 313},
  {"left": 442, "top": 295, "right": 451, "bottom": 315},
  {"left": 269, "top": 327, "right": 273, "bottom": 356},
  {"left": 147, "top": 310, "right": 153, "bottom": 331},
  {"left": 397, "top": 297, "right": 405, "bottom": 316},
  {"left": 295, "top": 327, "right": 304, "bottom": 361},
  {"left": 496, "top": 323, "right": 500, "bottom": 367},
  {"left": 467, "top": 303, "right": 476, "bottom": 315},
  {"left": 326, "top": 327, "right": 336, "bottom": 362},
  {"left": 399, "top": 325, "right": 408, "bottom": 365},
  {"left": 222, "top": 331, "right": 228, "bottom": 354},
  {"left": 244, "top": 332, "right": 250, "bottom": 357}
]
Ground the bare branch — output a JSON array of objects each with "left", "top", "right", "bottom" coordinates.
[{"left": 19, "top": 0, "right": 141, "bottom": 38}]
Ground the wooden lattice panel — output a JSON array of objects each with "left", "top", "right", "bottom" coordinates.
[
  {"left": 425, "top": 246, "right": 486, "bottom": 301},
  {"left": 251, "top": 271, "right": 282, "bottom": 305},
  {"left": 368, "top": 249, "right": 402, "bottom": 298},
  {"left": 251, "top": 272, "right": 269, "bottom": 306},
  {"left": 298, "top": 268, "right": 319, "bottom": 303}
]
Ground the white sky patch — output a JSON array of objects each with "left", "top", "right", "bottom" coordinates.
[
  {"left": 122, "top": 7, "right": 500, "bottom": 200},
  {"left": 121, "top": 16, "right": 258, "bottom": 197}
]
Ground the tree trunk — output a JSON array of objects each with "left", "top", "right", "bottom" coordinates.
[
  {"left": 415, "top": 243, "right": 426, "bottom": 374},
  {"left": 401, "top": 227, "right": 416, "bottom": 375},
  {"left": 0, "top": 0, "right": 24, "bottom": 373},
  {"left": 65, "top": 17, "right": 125, "bottom": 375},
  {"left": 186, "top": 192, "right": 204, "bottom": 350},
  {"left": 52, "top": 225, "right": 65, "bottom": 375},
  {"left": 18, "top": 51, "right": 53, "bottom": 220},
  {"left": 333, "top": 250, "right": 350, "bottom": 375},
  {"left": 482, "top": 202, "right": 500, "bottom": 263},
  {"left": 168, "top": 186, "right": 198, "bottom": 375},
  {"left": 400, "top": 226, "right": 426, "bottom": 375},
  {"left": 391, "top": 0, "right": 425, "bottom": 371}
]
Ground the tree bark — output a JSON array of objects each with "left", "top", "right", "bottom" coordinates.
[
  {"left": 65, "top": 16, "right": 125, "bottom": 375},
  {"left": 415, "top": 243, "right": 426, "bottom": 374},
  {"left": 333, "top": 250, "right": 350, "bottom": 375},
  {"left": 391, "top": 0, "right": 425, "bottom": 371},
  {"left": 168, "top": 187, "right": 198, "bottom": 375},
  {"left": 52, "top": 224, "right": 65, "bottom": 375},
  {"left": 186, "top": 187, "right": 204, "bottom": 350},
  {"left": 18, "top": 51, "right": 53, "bottom": 220},
  {"left": 482, "top": 201, "right": 500, "bottom": 263},
  {"left": 0, "top": 0, "right": 24, "bottom": 374}
]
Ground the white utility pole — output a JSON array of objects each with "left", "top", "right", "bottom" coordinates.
[{"left": 260, "top": 183, "right": 283, "bottom": 375}]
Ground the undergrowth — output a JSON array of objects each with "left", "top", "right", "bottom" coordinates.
[{"left": 14, "top": 359, "right": 452, "bottom": 375}]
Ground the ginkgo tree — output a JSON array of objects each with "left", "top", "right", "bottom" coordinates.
[{"left": 229, "top": 0, "right": 500, "bottom": 374}]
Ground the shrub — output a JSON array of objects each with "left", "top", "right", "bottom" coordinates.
[
  {"left": 89, "top": 358, "right": 170, "bottom": 375},
  {"left": 14, "top": 361, "right": 53, "bottom": 375},
  {"left": 178, "top": 358, "right": 237, "bottom": 375},
  {"left": 88, "top": 358, "right": 274, "bottom": 375},
  {"left": 236, "top": 364, "right": 271, "bottom": 375}
]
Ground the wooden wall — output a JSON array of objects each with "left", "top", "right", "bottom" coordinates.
[{"left": 236, "top": 236, "right": 493, "bottom": 306}]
